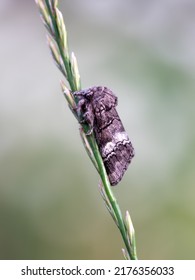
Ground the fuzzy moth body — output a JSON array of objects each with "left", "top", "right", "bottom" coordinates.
[{"left": 74, "top": 86, "right": 134, "bottom": 186}]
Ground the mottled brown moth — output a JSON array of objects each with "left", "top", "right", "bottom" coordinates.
[{"left": 74, "top": 86, "right": 134, "bottom": 186}]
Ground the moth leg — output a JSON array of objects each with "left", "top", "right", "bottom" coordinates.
[
  {"left": 78, "top": 116, "right": 93, "bottom": 135},
  {"left": 85, "top": 128, "right": 93, "bottom": 136},
  {"left": 76, "top": 98, "right": 94, "bottom": 135},
  {"left": 75, "top": 98, "right": 86, "bottom": 120},
  {"left": 78, "top": 119, "right": 93, "bottom": 135},
  {"left": 79, "top": 118, "right": 86, "bottom": 124},
  {"left": 82, "top": 111, "right": 94, "bottom": 135}
]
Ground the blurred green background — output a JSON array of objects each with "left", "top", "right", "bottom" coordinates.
[{"left": 1, "top": 0, "right": 195, "bottom": 259}]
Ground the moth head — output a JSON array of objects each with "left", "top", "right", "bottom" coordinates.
[
  {"left": 73, "top": 89, "right": 94, "bottom": 101},
  {"left": 85, "top": 89, "right": 94, "bottom": 100}
]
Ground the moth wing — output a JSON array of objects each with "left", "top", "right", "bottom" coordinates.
[{"left": 94, "top": 107, "right": 134, "bottom": 186}]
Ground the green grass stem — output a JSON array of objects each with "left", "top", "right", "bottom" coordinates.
[{"left": 35, "top": 0, "right": 137, "bottom": 260}]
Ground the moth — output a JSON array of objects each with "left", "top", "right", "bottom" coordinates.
[{"left": 74, "top": 86, "right": 134, "bottom": 186}]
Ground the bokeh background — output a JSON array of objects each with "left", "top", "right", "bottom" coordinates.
[{"left": 1, "top": 0, "right": 195, "bottom": 259}]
